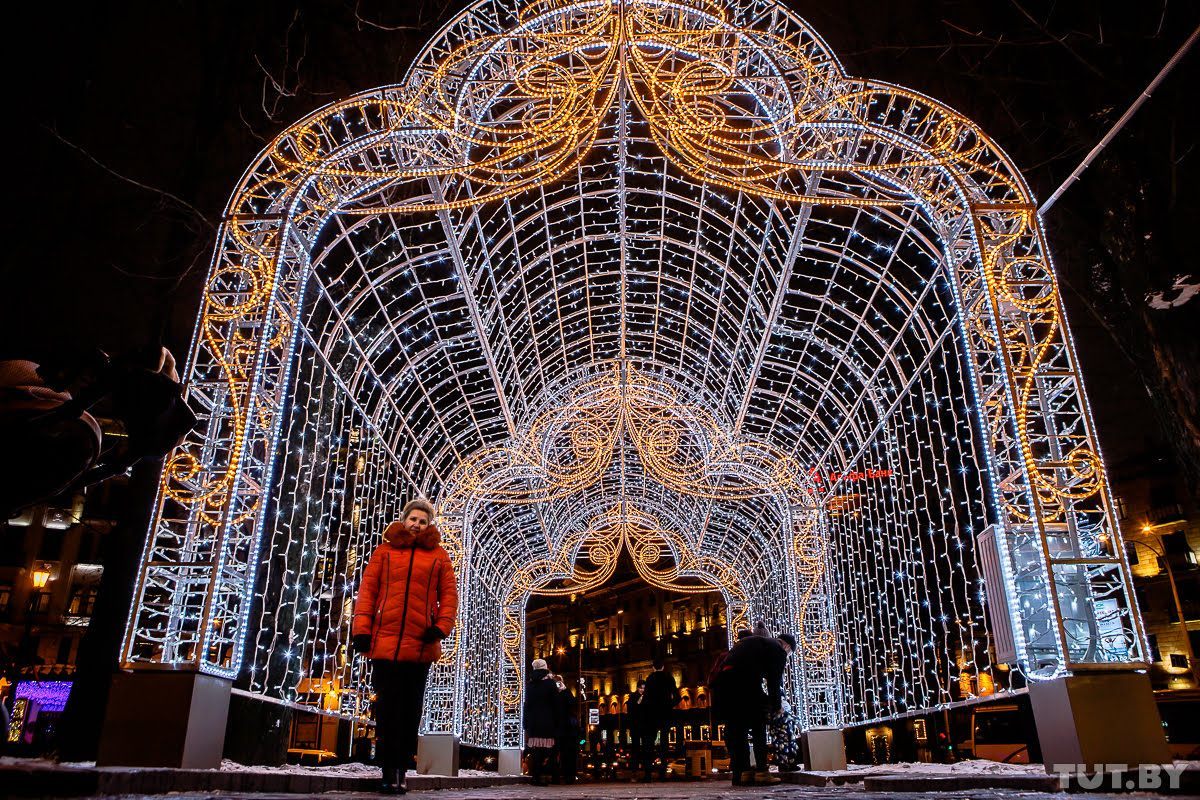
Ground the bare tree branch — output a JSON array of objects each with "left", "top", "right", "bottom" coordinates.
[
  {"left": 1008, "top": 0, "right": 1106, "bottom": 78},
  {"left": 238, "top": 106, "right": 271, "bottom": 144},
  {"left": 353, "top": 0, "right": 456, "bottom": 33},
  {"left": 43, "top": 126, "right": 215, "bottom": 232},
  {"left": 255, "top": 10, "right": 307, "bottom": 121},
  {"left": 354, "top": 0, "right": 421, "bottom": 32}
]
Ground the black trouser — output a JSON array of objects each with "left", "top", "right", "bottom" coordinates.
[
  {"left": 372, "top": 660, "right": 432, "bottom": 781},
  {"left": 726, "top": 714, "right": 767, "bottom": 777},
  {"left": 721, "top": 683, "right": 768, "bottom": 777},
  {"left": 528, "top": 746, "right": 553, "bottom": 784},
  {"left": 556, "top": 737, "right": 578, "bottom": 782},
  {"left": 639, "top": 720, "right": 670, "bottom": 778}
]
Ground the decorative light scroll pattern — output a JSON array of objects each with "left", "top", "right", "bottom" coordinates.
[
  {"left": 430, "top": 361, "right": 831, "bottom": 731},
  {"left": 253, "top": 0, "right": 1017, "bottom": 217},
  {"left": 436, "top": 361, "right": 815, "bottom": 519},
  {"left": 121, "top": 0, "right": 1146, "bottom": 748},
  {"left": 961, "top": 203, "right": 1132, "bottom": 667},
  {"left": 793, "top": 511, "right": 835, "bottom": 661},
  {"left": 974, "top": 207, "right": 1104, "bottom": 521},
  {"left": 495, "top": 502, "right": 750, "bottom": 712}
]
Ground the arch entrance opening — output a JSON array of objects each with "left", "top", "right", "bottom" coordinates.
[
  {"left": 115, "top": 0, "right": 1153, "bottom": 764},
  {"left": 522, "top": 553, "right": 730, "bottom": 770}
]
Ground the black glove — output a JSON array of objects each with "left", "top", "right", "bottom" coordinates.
[
  {"left": 351, "top": 634, "right": 372, "bottom": 654},
  {"left": 421, "top": 626, "right": 446, "bottom": 644}
]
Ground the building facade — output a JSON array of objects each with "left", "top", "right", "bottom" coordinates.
[
  {"left": 1, "top": 473, "right": 122, "bottom": 747},
  {"left": 1111, "top": 452, "right": 1200, "bottom": 692},
  {"left": 524, "top": 574, "right": 729, "bottom": 762}
]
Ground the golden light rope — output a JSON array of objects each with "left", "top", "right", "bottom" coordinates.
[
  {"left": 164, "top": 0, "right": 1065, "bottom": 530},
  {"left": 973, "top": 207, "right": 1103, "bottom": 523},
  {"left": 153, "top": 0, "right": 1112, "bottom": 698},
  {"left": 432, "top": 361, "right": 834, "bottom": 680},
  {"left": 495, "top": 502, "right": 753, "bottom": 710}
]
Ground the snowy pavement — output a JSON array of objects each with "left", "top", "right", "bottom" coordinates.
[
  {"left": 6, "top": 757, "right": 1197, "bottom": 798},
  {"left": 78, "top": 783, "right": 1091, "bottom": 800}
]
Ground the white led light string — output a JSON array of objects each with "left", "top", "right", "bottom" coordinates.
[{"left": 122, "top": 0, "right": 1147, "bottom": 751}]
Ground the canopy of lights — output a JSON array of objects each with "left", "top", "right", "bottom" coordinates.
[{"left": 122, "top": 0, "right": 1146, "bottom": 748}]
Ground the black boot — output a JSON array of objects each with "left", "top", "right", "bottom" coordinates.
[{"left": 381, "top": 767, "right": 406, "bottom": 795}]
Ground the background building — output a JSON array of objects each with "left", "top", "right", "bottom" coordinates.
[
  {"left": 525, "top": 564, "right": 728, "bottom": 764},
  {"left": 1111, "top": 448, "right": 1200, "bottom": 692},
  {"left": 1, "top": 467, "right": 125, "bottom": 749}
]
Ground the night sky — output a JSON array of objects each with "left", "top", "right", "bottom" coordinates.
[{"left": 4, "top": 0, "right": 1197, "bottom": 493}]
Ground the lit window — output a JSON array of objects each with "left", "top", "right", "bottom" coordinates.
[{"left": 68, "top": 586, "right": 98, "bottom": 616}]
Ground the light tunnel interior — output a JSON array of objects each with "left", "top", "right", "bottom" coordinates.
[{"left": 241, "top": 108, "right": 1018, "bottom": 741}]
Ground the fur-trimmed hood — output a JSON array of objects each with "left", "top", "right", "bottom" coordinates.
[{"left": 383, "top": 521, "right": 442, "bottom": 550}]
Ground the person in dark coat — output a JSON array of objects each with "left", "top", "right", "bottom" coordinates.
[
  {"left": 712, "top": 632, "right": 794, "bottom": 786},
  {"left": 523, "top": 659, "right": 562, "bottom": 786},
  {"left": 639, "top": 659, "right": 679, "bottom": 782},
  {"left": 552, "top": 675, "right": 580, "bottom": 784},
  {"left": 628, "top": 678, "right": 646, "bottom": 775}
]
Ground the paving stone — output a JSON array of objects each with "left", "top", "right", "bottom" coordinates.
[
  {"left": 8, "top": 762, "right": 1197, "bottom": 799},
  {"left": 341, "top": 785, "right": 1021, "bottom": 799},
  {"left": 863, "top": 774, "right": 1058, "bottom": 792}
]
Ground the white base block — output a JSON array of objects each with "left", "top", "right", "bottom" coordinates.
[
  {"left": 416, "top": 733, "right": 460, "bottom": 776},
  {"left": 1029, "top": 670, "right": 1169, "bottom": 774},
  {"left": 803, "top": 726, "right": 846, "bottom": 771},
  {"left": 498, "top": 747, "right": 524, "bottom": 776},
  {"left": 97, "top": 671, "right": 232, "bottom": 769}
]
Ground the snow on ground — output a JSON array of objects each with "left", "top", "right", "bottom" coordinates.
[
  {"left": 11, "top": 755, "right": 1193, "bottom": 780},
  {"left": 219, "top": 759, "right": 381, "bottom": 776},
  {"left": 0, "top": 757, "right": 96, "bottom": 770},
  {"left": 0, "top": 756, "right": 498, "bottom": 777},
  {"left": 809, "top": 760, "right": 1047, "bottom": 777},
  {"left": 218, "top": 759, "right": 500, "bottom": 777},
  {"left": 816, "top": 759, "right": 1200, "bottom": 777},
  {"left": 219, "top": 758, "right": 1139, "bottom": 779}
]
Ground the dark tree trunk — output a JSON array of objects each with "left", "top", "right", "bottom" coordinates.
[{"left": 54, "top": 460, "right": 160, "bottom": 762}]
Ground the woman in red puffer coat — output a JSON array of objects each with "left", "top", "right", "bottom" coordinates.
[{"left": 352, "top": 498, "right": 457, "bottom": 794}]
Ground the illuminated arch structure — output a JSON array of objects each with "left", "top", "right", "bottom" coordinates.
[{"left": 122, "top": 0, "right": 1147, "bottom": 750}]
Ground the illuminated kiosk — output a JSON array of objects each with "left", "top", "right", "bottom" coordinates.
[{"left": 101, "top": 0, "right": 1167, "bottom": 772}]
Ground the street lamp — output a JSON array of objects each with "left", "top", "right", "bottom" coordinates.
[
  {"left": 23, "top": 565, "right": 53, "bottom": 668},
  {"left": 1129, "top": 535, "right": 1200, "bottom": 689},
  {"left": 31, "top": 567, "right": 50, "bottom": 590}
]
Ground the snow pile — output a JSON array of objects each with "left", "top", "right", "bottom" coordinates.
[
  {"left": 811, "top": 759, "right": 1047, "bottom": 778},
  {"left": 0, "top": 755, "right": 502, "bottom": 778},
  {"left": 220, "top": 759, "right": 379, "bottom": 776},
  {"left": 218, "top": 759, "right": 501, "bottom": 778}
]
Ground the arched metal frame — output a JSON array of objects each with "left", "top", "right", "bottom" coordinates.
[{"left": 121, "top": 0, "right": 1146, "bottom": 748}]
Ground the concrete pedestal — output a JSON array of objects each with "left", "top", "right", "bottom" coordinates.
[
  {"left": 802, "top": 726, "right": 847, "bottom": 771},
  {"left": 1028, "top": 670, "right": 1169, "bottom": 774},
  {"left": 416, "top": 733, "right": 460, "bottom": 776},
  {"left": 498, "top": 747, "right": 524, "bottom": 776},
  {"left": 97, "top": 670, "right": 232, "bottom": 769}
]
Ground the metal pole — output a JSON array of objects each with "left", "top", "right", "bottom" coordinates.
[
  {"left": 1160, "top": 552, "right": 1200, "bottom": 689},
  {"left": 21, "top": 592, "right": 39, "bottom": 668},
  {"left": 1039, "top": 25, "right": 1199, "bottom": 215},
  {"left": 1135, "top": 538, "right": 1200, "bottom": 689}
]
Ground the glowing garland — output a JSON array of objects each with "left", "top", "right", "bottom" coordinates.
[{"left": 121, "top": 0, "right": 1145, "bottom": 749}]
